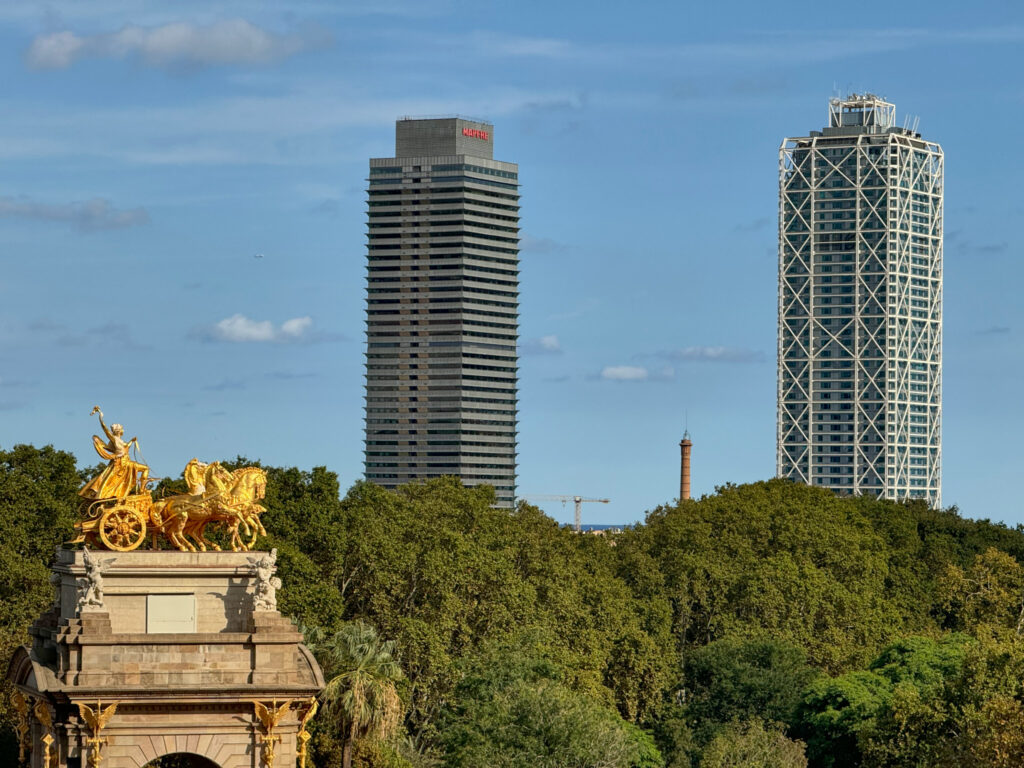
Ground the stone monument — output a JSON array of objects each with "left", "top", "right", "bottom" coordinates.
[{"left": 6, "top": 409, "right": 324, "bottom": 768}]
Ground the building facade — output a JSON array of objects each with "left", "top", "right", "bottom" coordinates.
[
  {"left": 364, "top": 118, "right": 519, "bottom": 507},
  {"left": 778, "top": 95, "right": 943, "bottom": 506}
]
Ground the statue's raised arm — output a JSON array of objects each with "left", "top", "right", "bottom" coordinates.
[{"left": 79, "top": 407, "right": 150, "bottom": 501}]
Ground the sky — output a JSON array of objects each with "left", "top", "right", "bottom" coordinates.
[{"left": 2, "top": 0, "right": 1024, "bottom": 528}]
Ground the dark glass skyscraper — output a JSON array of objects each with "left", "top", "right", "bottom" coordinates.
[{"left": 364, "top": 118, "right": 519, "bottom": 507}]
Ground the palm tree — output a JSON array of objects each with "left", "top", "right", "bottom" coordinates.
[{"left": 317, "top": 620, "right": 404, "bottom": 768}]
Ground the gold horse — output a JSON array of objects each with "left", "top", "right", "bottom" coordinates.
[{"left": 152, "top": 461, "right": 268, "bottom": 552}]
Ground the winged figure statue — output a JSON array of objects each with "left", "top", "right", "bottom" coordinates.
[
  {"left": 77, "top": 701, "right": 119, "bottom": 734},
  {"left": 252, "top": 699, "right": 292, "bottom": 731}
]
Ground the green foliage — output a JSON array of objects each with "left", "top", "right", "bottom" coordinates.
[
  {"left": 683, "top": 637, "right": 819, "bottom": 733},
  {"left": 439, "top": 644, "right": 664, "bottom": 768},
  {"left": 314, "top": 620, "right": 405, "bottom": 768},
  {"left": 352, "top": 739, "right": 417, "bottom": 768},
  {"left": 798, "top": 670, "right": 893, "bottom": 768},
  {"left": 700, "top": 720, "right": 808, "bottom": 768},
  {"left": 938, "top": 548, "right": 1024, "bottom": 637},
  {"left": 324, "top": 478, "right": 673, "bottom": 734},
  {"left": 13, "top": 448, "right": 1024, "bottom": 768},
  {"left": 798, "top": 634, "right": 976, "bottom": 767},
  {"left": 620, "top": 480, "right": 936, "bottom": 672},
  {"left": 0, "top": 444, "right": 84, "bottom": 747}
]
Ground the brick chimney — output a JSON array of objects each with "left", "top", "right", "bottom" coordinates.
[{"left": 679, "top": 431, "right": 692, "bottom": 501}]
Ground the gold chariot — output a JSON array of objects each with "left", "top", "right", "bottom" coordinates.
[{"left": 73, "top": 407, "right": 268, "bottom": 552}]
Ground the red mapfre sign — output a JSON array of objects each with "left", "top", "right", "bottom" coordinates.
[{"left": 462, "top": 127, "right": 490, "bottom": 141}]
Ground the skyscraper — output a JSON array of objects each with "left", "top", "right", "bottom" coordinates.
[
  {"left": 778, "top": 95, "right": 943, "bottom": 506},
  {"left": 364, "top": 118, "right": 519, "bottom": 507}
]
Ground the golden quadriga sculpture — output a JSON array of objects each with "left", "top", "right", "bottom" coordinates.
[{"left": 73, "top": 407, "right": 268, "bottom": 552}]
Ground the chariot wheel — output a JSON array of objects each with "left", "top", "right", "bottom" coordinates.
[{"left": 99, "top": 505, "right": 147, "bottom": 551}]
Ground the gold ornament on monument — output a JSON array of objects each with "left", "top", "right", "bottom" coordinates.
[
  {"left": 297, "top": 696, "right": 319, "bottom": 768},
  {"left": 253, "top": 699, "right": 293, "bottom": 768},
  {"left": 77, "top": 700, "right": 118, "bottom": 768},
  {"left": 11, "top": 689, "right": 30, "bottom": 765},
  {"left": 72, "top": 407, "right": 268, "bottom": 552},
  {"left": 33, "top": 698, "right": 57, "bottom": 768}
]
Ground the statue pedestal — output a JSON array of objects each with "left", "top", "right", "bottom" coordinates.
[{"left": 8, "top": 548, "right": 324, "bottom": 768}]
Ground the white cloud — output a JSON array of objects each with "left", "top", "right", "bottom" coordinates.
[
  {"left": 0, "top": 195, "right": 148, "bottom": 231},
  {"left": 656, "top": 346, "right": 765, "bottom": 363},
  {"left": 0, "top": 84, "right": 582, "bottom": 166},
  {"left": 520, "top": 235, "right": 569, "bottom": 254},
  {"left": 281, "top": 316, "right": 313, "bottom": 337},
  {"left": 468, "top": 32, "right": 575, "bottom": 58},
  {"left": 203, "top": 314, "right": 314, "bottom": 343},
  {"left": 601, "top": 366, "right": 648, "bottom": 381},
  {"left": 520, "top": 335, "right": 562, "bottom": 355},
  {"left": 27, "top": 19, "right": 327, "bottom": 70}
]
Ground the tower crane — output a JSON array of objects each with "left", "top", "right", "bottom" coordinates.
[{"left": 521, "top": 495, "right": 610, "bottom": 533}]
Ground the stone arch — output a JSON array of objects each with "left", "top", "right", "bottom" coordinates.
[
  {"left": 142, "top": 754, "right": 221, "bottom": 768},
  {"left": 115, "top": 733, "right": 252, "bottom": 768}
]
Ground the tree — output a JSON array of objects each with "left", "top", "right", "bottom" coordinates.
[
  {"left": 797, "top": 670, "right": 892, "bottom": 768},
  {"left": 0, "top": 444, "right": 84, "bottom": 752},
  {"left": 700, "top": 720, "right": 808, "bottom": 768},
  {"left": 439, "top": 645, "right": 664, "bottom": 768},
  {"left": 330, "top": 478, "right": 672, "bottom": 736},
  {"left": 938, "top": 548, "right": 1024, "bottom": 637},
  {"left": 682, "top": 637, "right": 819, "bottom": 732},
  {"left": 316, "top": 621, "right": 405, "bottom": 768},
  {"left": 798, "top": 634, "right": 976, "bottom": 768},
  {"left": 621, "top": 480, "right": 922, "bottom": 673}
]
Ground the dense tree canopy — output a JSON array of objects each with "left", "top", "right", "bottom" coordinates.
[{"left": 6, "top": 445, "right": 1024, "bottom": 767}]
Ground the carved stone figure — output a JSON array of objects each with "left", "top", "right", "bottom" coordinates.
[
  {"left": 248, "top": 548, "right": 281, "bottom": 612},
  {"left": 77, "top": 547, "right": 116, "bottom": 612},
  {"left": 49, "top": 570, "right": 62, "bottom": 609}
]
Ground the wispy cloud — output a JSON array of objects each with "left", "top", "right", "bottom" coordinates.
[
  {"left": 192, "top": 314, "right": 313, "bottom": 343},
  {"left": 945, "top": 231, "right": 1009, "bottom": 256},
  {"left": 467, "top": 31, "right": 574, "bottom": 58},
  {"left": 310, "top": 198, "right": 342, "bottom": 217},
  {"left": 28, "top": 319, "right": 65, "bottom": 333},
  {"left": 191, "top": 314, "right": 343, "bottom": 344},
  {"left": 976, "top": 242, "right": 1008, "bottom": 255},
  {"left": 0, "top": 376, "right": 36, "bottom": 389},
  {"left": 203, "top": 378, "right": 246, "bottom": 391},
  {"left": 36, "top": 321, "right": 148, "bottom": 350},
  {"left": 265, "top": 370, "right": 319, "bottom": 380},
  {"left": 652, "top": 346, "right": 765, "bottom": 364},
  {"left": 520, "top": 335, "right": 562, "bottom": 355},
  {"left": 520, "top": 235, "right": 569, "bottom": 254},
  {"left": 0, "top": 195, "right": 148, "bottom": 231},
  {"left": 547, "top": 298, "right": 600, "bottom": 322},
  {"left": 599, "top": 365, "right": 675, "bottom": 382},
  {"left": 0, "top": 83, "right": 584, "bottom": 166},
  {"left": 602, "top": 366, "right": 648, "bottom": 381},
  {"left": 733, "top": 217, "right": 771, "bottom": 233},
  {"left": 976, "top": 325, "right": 1011, "bottom": 336},
  {"left": 27, "top": 19, "right": 329, "bottom": 70}
]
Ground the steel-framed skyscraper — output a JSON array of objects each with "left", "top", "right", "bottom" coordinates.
[
  {"left": 778, "top": 95, "right": 942, "bottom": 506},
  {"left": 364, "top": 118, "right": 519, "bottom": 507}
]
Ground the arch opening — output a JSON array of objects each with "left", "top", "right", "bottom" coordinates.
[{"left": 143, "top": 754, "right": 221, "bottom": 768}]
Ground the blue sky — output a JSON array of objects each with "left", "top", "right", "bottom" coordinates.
[{"left": 2, "top": 0, "right": 1023, "bottom": 527}]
